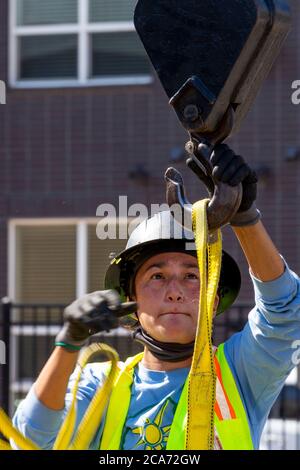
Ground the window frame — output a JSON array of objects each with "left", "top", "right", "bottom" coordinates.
[
  {"left": 9, "top": 0, "right": 153, "bottom": 89},
  {"left": 8, "top": 217, "right": 130, "bottom": 301},
  {"left": 9, "top": 218, "right": 83, "bottom": 301}
]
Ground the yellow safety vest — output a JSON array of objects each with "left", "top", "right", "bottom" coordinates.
[{"left": 100, "top": 343, "right": 254, "bottom": 450}]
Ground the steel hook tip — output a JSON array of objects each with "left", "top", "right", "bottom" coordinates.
[
  {"left": 165, "top": 167, "right": 242, "bottom": 231},
  {"left": 165, "top": 167, "right": 194, "bottom": 232}
]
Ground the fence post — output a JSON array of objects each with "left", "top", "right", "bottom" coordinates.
[{"left": 1, "top": 297, "right": 11, "bottom": 414}]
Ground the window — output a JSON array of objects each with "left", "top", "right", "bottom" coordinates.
[
  {"left": 9, "top": 0, "right": 152, "bottom": 88},
  {"left": 10, "top": 219, "right": 129, "bottom": 303},
  {"left": 15, "top": 224, "right": 77, "bottom": 304}
]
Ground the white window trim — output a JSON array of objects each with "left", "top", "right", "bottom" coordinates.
[
  {"left": 9, "top": 0, "right": 153, "bottom": 89},
  {"left": 8, "top": 219, "right": 17, "bottom": 301},
  {"left": 14, "top": 22, "right": 135, "bottom": 35},
  {"left": 77, "top": 221, "right": 88, "bottom": 297}
]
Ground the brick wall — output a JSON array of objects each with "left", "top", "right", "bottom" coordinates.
[{"left": 0, "top": 0, "right": 299, "bottom": 304}]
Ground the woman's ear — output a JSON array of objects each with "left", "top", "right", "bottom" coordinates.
[
  {"left": 126, "top": 295, "right": 139, "bottom": 320},
  {"left": 119, "top": 295, "right": 139, "bottom": 329}
]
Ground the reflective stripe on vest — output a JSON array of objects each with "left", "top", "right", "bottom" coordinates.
[{"left": 100, "top": 343, "right": 254, "bottom": 450}]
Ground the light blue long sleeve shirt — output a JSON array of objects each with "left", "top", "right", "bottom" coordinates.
[{"left": 13, "top": 260, "right": 300, "bottom": 450}]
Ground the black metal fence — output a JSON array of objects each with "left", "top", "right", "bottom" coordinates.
[{"left": 0, "top": 298, "right": 299, "bottom": 449}]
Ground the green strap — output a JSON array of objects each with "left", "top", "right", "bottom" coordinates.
[{"left": 55, "top": 341, "right": 82, "bottom": 352}]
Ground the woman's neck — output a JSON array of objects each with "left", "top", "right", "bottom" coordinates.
[{"left": 141, "top": 347, "right": 192, "bottom": 371}]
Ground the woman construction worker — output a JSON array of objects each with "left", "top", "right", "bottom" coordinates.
[{"left": 11, "top": 143, "right": 300, "bottom": 450}]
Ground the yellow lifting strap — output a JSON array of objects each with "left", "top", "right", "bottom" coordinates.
[
  {"left": 0, "top": 199, "right": 222, "bottom": 450},
  {"left": 0, "top": 408, "right": 39, "bottom": 450},
  {"left": 0, "top": 343, "right": 120, "bottom": 450},
  {"left": 54, "top": 342, "right": 120, "bottom": 450},
  {"left": 187, "top": 199, "right": 222, "bottom": 450}
]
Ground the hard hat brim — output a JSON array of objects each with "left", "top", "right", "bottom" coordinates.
[{"left": 105, "top": 239, "right": 241, "bottom": 315}]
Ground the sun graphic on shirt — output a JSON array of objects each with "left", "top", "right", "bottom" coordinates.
[{"left": 132, "top": 400, "right": 171, "bottom": 450}]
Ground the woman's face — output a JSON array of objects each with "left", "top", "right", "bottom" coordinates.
[{"left": 134, "top": 252, "right": 218, "bottom": 344}]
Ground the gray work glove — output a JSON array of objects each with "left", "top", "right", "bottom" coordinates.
[
  {"left": 196, "top": 143, "right": 261, "bottom": 227},
  {"left": 55, "top": 290, "right": 137, "bottom": 349}
]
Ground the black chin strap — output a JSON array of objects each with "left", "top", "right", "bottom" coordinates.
[{"left": 133, "top": 327, "right": 194, "bottom": 363}]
